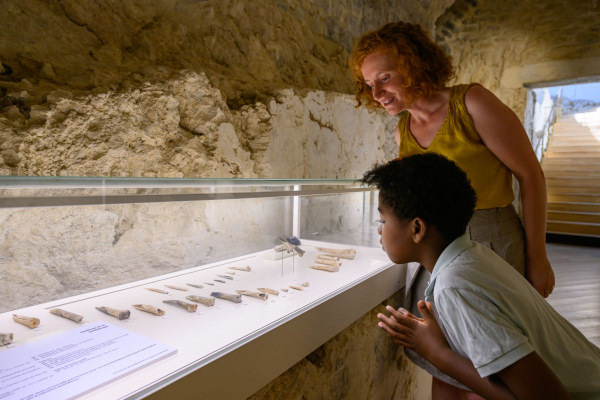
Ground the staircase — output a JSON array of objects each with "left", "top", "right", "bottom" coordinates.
[{"left": 542, "top": 110, "right": 600, "bottom": 238}]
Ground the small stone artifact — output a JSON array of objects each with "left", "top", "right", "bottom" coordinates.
[
  {"left": 289, "top": 285, "right": 303, "bottom": 291},
  {"left": 163, "top": 300, "right": 198, "bottom": 313},
  {"left": 314, "top": 259, "right": 341, "bottom": 267},
  {"left": 214, "top": 279, "right": 226, "bottom": 284},
  {"left": 236, "top": 290, "right": 268, "bottom": 301},
  {"left": 310, "top": 265, "right": 340, "bottom": 272},
  {"left": 164, "top": 284, "right": 188, "bottom": 291},
  {"left": 49, "top": 308, "right": 84, "bottom": 323},
  {"left": 316, "top": 247, "right": 356, "bottom": 260},
  {"left": 0, "top": 332, "right": 13, "bottom": 346},
  {"left": 96, "top": 307, "right": 130, "bottom": 320},
  {"left": 133, "top": 304, "right": 165, "bottom": 316},
  {"left": 217, "top": 274, "right": 233, "bottom": 280},
  {"left": 229, "top": 266, "right": 251, "bottom": 272},
  {"left": 146, "top": 288, "right": 169, "bottom": 294},
  {"left": 186, "top": 295, "right": 215, "bottom": 307},
  {"left": 317, "top": 254, "right": 339, "bottom": 261},
  {"left": 301, "top": 282, "right": 310, "bottom": 287},
  {"left": 280, "top": 288, "right": 289, "bottom": 292},
  {"left": 187, "top": 283, "right": 204, "bottom": 289},
  {"left": 210, "top": 292, "right": 243, "bottom": 303},
  {"left": 204, "top": 282, "right": 215, "bottom": 286},
  {"left": 12, "top": 314, "right": 40, "bottom": 329},
  {"left": 257, "top": 287, "right": 279, "bottom": 296}
]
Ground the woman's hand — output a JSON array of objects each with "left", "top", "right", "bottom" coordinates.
[
  {"left": 377, "top": 300, "right": 448, "bottom": 360},
  {"left": 526, "top": 255, "right": 555, "bottom": 297}
]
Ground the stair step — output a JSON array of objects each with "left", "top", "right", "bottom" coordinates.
[
  {"left": 547, "top": 210, "right": 600, "bottom": 223},
  {"left": 545, "top": 151, "right": 600, "bottom": 158},
  {"left": 548, "top": 193, "right": 600, "bottom": 203},
  {"left": 547, "top": 221, "right": 600, "bottom": 237},
  {"left": 542, "top": 170, "right": 600, "bottom": 178},
  {"left": 547, "top": 186, "right": 600, "bottom": 195},
  {"left": 548, "top": 202, "right": 600, "bottom": 213},
  {"left": 546, "top": 177, "right": 600, "bottom": 188}
]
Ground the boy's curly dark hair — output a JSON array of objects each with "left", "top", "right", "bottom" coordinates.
[{"left": 361, "top": 153, "right": 477, "bottom": 242}]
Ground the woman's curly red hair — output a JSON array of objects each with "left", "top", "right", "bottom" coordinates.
[{"left": 349, "top": 22, "right": 454, "bottom": 109}]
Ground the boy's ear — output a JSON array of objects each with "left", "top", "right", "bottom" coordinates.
[{"left": 411, "top": 218, "right": 426, "bottom": 243}]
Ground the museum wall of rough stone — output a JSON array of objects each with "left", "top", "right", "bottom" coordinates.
[{"left": 1, "top": 0, "right": 599, "bottom": 399}]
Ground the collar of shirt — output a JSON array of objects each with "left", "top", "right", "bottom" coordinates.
[{"left": 424, "top": 232, "right": 473, "bottom": 302}]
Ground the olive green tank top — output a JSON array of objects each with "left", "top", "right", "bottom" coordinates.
[{"left": 397, "top": 83, "right": 514, "bottom": 209}]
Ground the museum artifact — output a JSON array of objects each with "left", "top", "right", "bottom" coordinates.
[
  {"left": 0, "top": 332, "right": 13, "bottom": 346},
  {"left": 229, "top": 266, "right": 251, "bottom": 272},
  {"left": 316, "top": 247, "right": 356, "bottom": 260},
  {"left": 217, "top": 274, "right": 233, "bottom": 280},
  {"left": 146, "top": 288, "right": 169, "bottom": 294},
  {"left": 289, "top": 285, "right": 304, "bottom": 291},
  {"left": 210, "top": 292, "right": 243, "bottom": 303},
  {"left": 133, "top": 304, "right": 166, "bottom": 316},
  {"left": 257, "top": 287, "right": 279, "bottom": 296},
  {"left": 96, "top": 306, "right": 130, "bottom": 320},
  {"left": 49, "top": 308, "right": 84, "bottom": 323},
  {"left": 310, "top": 265, "right": 340, "bottom": 272},
  {"left": 236, "top": 290, "right": 268, "bottom": 301},
  {"left": 162, "top": 300, "right": 198, "bottom": 313},
  {"left": 276, "top": 236, "right": 305, "bottom": 257},
  {"left": 214, "top": 279, "right": 226, "bottom": 283},
  {"left": 317, "top": 254, "right": 339, "bottom": 261},
  {"left": 314, "top": 259, "right": 341, "bottom": 267},
  {"left": 165, "top": 284, "right": 188, "bottom": 291},
  {"left": 12, "top": 314, "right": 40, "bottom": 329},
  {"left": 186, "top": 295, "right": 215, "bottom": 307},
  {"left": 187, "top": 283, "right": 204, "bottom": 289}
]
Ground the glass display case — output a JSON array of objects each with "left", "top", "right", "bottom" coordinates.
[{"left": 0, "top": 177, "right": 406, "bottom": 400}]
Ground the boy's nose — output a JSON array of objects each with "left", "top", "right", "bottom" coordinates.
[{"left": 377, "top": 225, "right": 382, "bottom": 235}]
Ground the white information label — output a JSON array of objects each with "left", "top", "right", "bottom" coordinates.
[{"left": 0, "top": 321, "right": 177, "bottom": 400}]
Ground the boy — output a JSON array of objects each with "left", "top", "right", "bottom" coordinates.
[{"left": 362, "top": 153, "right": 600, "bottom": 400}]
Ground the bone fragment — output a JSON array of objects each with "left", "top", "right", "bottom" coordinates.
[
  {"left": 187, "top": 283, "right": 204, "bottom": 289},
  {"left": 289, "top": 285, "right": 303, "bottom": 291},
  {"left": 310, "top": 265, "right": 340, "bottom": 272},
  {"left": 225, "top": 271, "right": 235, "bottom": 275},
  {"left": 217, "top": 274, "right": 234, "bottom": 280},
  {"left": 316, "top": 246, "right": 356, "bottom": 255},
  {"left": 274, "top": 243, "right": 287, "bottom": 252},
  {"left": 96, "top": 307, "right": 130, "bottom": 320},
  {"left": 257, "top": 287, "right": 279, "bottom": 296},
  {"left": 133, "top": 304, "right": 165, "bottom": 316},
  {"left": 49, "top": 308, "right": 83, "bottom": 323},
  {"left": 164, "top": 284, "right": 188, "bottom": 291},
  {"left": 314, "top": 259, "right": 341, "bottom": 267},
  {"left": 186, "top": 295, "right": 215, "bottom": 307},
  {"left": 146, "top": 288, "right": 169, "bottom": 294},
  {"left": 229, "top": 266, "right": 251, "bottom": 272},
  {"left": 317, "top": 254, "right": 339, "bottom": 261},
  {"left": 214, "top": 279, "right": 226, "bottom": 284},
  {"left": 12, "top": 314, "right": 40, "bottom": 329},
  {"left": 0, "top": 333, "right": 13, "bottom": 346},
  {"left": 319, "top": 252, "right": 355, "bottom": 260},
  {"left": 280, "top": 288, "right": 289, "bottom": 292},
  {"left": 301, "top": 282, "right": 310, "bottom": 287},
  {"left": 236, "top": 290, "right": 268, "bottom": 301},
  {"left": 211, "top": 292, "right": 242, "bottom": 303},
  {"left": 163, "top": 300, "right": 197, "bottom": 313}
]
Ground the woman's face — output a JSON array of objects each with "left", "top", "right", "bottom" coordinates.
[{"left": 360, "top": 51, "right": 409, "bottom": 115}]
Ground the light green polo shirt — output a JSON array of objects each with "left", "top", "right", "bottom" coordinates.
[{"left": 426, "top": 233, "right": 600, "bottom": 399}]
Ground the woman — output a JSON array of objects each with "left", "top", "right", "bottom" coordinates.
[{"left": 350, "top": 22, "right": 555, "bottom": 399}]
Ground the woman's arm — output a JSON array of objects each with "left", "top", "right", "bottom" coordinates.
[
  {"left": 464, "top": 85, "right": 555, "bottom": 297},
  {"left": 378, "top": 301, "right": 516, "bottom": 400}
]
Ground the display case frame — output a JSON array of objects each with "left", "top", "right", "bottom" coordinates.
[{"left": 0, "top": 177, "right": 406, "bottom": 399}]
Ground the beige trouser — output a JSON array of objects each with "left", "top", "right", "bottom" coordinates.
[{"left": 403, "top": 204, "right": 525, "bottom": 389}]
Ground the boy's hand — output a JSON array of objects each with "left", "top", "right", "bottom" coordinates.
[{"left": 377, "top": 300, "right": 448, "bottom": 360}]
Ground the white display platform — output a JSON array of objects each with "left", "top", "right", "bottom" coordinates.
[{"left": 0, "top": 240, "right": 405, "bottom": 400}]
